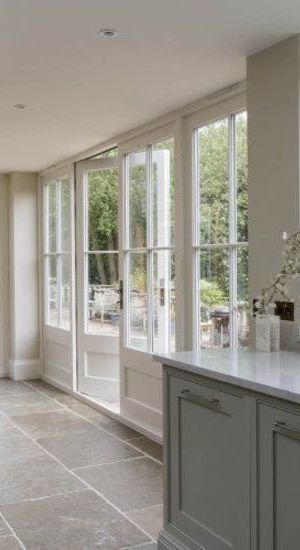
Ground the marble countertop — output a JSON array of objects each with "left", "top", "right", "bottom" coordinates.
[{"left": 154, "top": 349, "right": 300, "bottom": 404}]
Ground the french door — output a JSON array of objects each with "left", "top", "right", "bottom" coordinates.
[
  {"left": 76, "top": 156, "right": 120, "bottom": 404},
  {"left": 42, "top": 165, "right": 76, "bottom": 390},
  {"left": 119, "top": 128, "right": 175, "bottom": 434}
]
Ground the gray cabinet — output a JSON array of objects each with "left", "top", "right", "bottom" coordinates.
[
  {"left": 160, "top": 372, "right": 251, "bottom": 550},
  {"left": 159, "top": 364, "right": 300, "bottom": 550},
  {"left": 258, "top": 403, "right": 300, "bottom": 550}
]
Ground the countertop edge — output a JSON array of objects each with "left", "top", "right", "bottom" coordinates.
[{"left": 154, "top": 353, "right": 300, "bottom": 406}]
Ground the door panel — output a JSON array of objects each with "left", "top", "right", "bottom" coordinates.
[
  {"left": 76, "top": 158, "right": 120, "bottom": 402},
  {"left": 169, "top": 374, "right": 251, "bottom": 550},
  {"left": 119, "top": 134, "right": 175, "bottom": 436},
  {"left": 42, "top": 171, "right": 75, "bottom": 391}
]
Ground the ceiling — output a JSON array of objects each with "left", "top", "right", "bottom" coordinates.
[{"left": 0, "top": 0, "right": 300, "bottom": 172}]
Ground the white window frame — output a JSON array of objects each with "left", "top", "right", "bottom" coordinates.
[
  {"left": 43, "top": 173, "right": 73, "bottom": 331},
  {"left": 120, "top": 126, "right": 175, "bottom": 355},
  {"left": 186, "top": 94, "right": 247, "bottom": 350},
  {"left": 79, "top": 157, "right": 119, "bottom": 336}
]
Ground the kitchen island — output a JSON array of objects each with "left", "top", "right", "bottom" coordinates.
[{"left": 155, "top": 349, "right": 300, "bottom": 550}]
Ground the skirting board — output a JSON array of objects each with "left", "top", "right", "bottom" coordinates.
[{"left": 9, "top": 359, "right": 42, "bottom": 380}]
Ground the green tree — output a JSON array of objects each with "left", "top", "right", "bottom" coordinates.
[
  {"left": 88, "top": 168, "right": 118, "bottom": 285},
  {"left": 198, "top": 112, "right": 248, "bottom": 304}
]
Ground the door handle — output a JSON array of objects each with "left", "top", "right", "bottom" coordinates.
[
  {"left": 119, "top": 280, "right": 124, "bottom": 310},
  {"left": 160, "top": 278, "right": 165, "bottom": 306}
]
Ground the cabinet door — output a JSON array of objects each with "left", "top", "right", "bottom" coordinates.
[
  {"left": 259, "top": 403, "right": 300, "bottom": 550},
  {"left": 168, "top": 374, "right": 251, "bottom": 550}
]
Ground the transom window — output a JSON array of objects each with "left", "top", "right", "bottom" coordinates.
[
  {"left": 44, "top": 177, "right": 71, "bottom": 329},
  {"left": 194, "top": 111, "right": 248, "bottom": 349},
  {"left": 124, "top": 138, "right": 175, "bottom": 353}
]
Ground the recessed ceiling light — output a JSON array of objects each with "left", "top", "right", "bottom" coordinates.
[
  {"left": 98, "top": 29, "right": 118, "bottom": 39},
  {"left": 14, "top": 103, "right": 26, "bottom": 110}
]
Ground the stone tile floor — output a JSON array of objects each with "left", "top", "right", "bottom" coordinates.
[{"left": 0, "top": 379, "right": 163, "bottom": 549}]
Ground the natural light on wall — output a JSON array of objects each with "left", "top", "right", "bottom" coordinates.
[{"left": 194, "top": 110, "right": 248, "bottom": 349}]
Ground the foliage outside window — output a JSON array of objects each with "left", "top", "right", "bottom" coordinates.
[
  {"left": 86, "top": 161, "right": 119, "bottom": 335},
  {"left": 44, "top": 178, "right": 71, "bottom": 330},
  {"left": 195, "top": 111, "right": 248, "bottom": 349}
]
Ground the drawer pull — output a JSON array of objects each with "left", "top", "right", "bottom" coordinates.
[
  {"left": 180, "top": 389, "right": 220, "bottom": 408},
  {"left": 273, "top": 421, "right": 300, "bottom": 441}
]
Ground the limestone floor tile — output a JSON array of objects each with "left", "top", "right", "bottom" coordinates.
[
  {"left": 38, "top": 428, "right": 142, "bottom": 469},
  {"left": 0, "top": 430, "right": 42, "bottom": 465},
  {"left": 11, "top": 409, "right": 96, "bottom": 440},
  {"left": 87, "top": 414, "right": 142, "bottom": 440},
  {"left": 0, "top": 454, "right": 85, "bottom": 505},
  {"left": 0, "top": 415, "right": 14, "bottom": 434},
  {"left": 0, "top": 379, "right": 35, "bottom": 397},
  {"left": 0, "top": 393, "right": 64, "bottom": 417},
  {"left": 76, "top": 457, "right": 163, "bottom": 511},
  {"left": 1, "top": 490, "right": 150, "bottom": 549},
  {"left": 25, "top": 379, "right": 64, "bottom": 397},
  {"left": 55, "top": 394, "right": 107, "bottom": 418},
  {"left": 130, "top": 437, "right": 163, "bottom": 462},
  {"left": 0, "top": 516, "right": 11, "bottom": 538},
  {"left": 127, "top": 505, "right": 163, "bottom": 540},
  {"left": 0, "top": 536, "right": 21, "bottom": 549}
]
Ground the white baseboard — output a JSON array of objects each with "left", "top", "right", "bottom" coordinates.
[{"left": 9, "top": 359, "right": 42, "bottom": 381}]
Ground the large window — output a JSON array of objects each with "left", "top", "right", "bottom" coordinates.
[
  {"left": 124, "top": 137, "right": 175, "bottom": 353},
  {"left": 44, "top": 177, "right": 72, "bottom": 329},
  {"left": 194, "top": 111, "right": 248, "bottom": 349}
]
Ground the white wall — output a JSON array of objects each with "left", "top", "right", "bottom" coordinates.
[
  {"left": 0, "top": 174, "right": 9, "bottom": 376},
  {"left": 9, "top": 172, "right": 41, "bottom": 379},
  {"left": 247, "top": 36, "right": 300, "bottom": 343}
]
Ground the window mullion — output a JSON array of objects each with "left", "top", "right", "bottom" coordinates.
[
  {"left": 193, "top": 129, "right": 200, "bottom": 349},
  {"left": 122, "top": 155, "right": 129, "bottom": 347},
  {"left": 229, "top": 114, "right": 238, "bottom": 348},
  {"left": 55, "top": 180, "right": 61, "bottom": 327},
  {"left": 147, "top": 146, "right": 154, "bottom": 353}
]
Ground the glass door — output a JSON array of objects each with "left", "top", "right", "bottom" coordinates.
[
  {"left": 42, "top": 168, "right": 76, "bottom": 390},
  {"left": 119, "top": 135, "right": 175, "bottom": 432},
  {"left": 76, "top": 154, "right": 120, "bottom": 406}
]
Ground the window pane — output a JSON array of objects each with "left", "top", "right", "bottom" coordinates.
[
  {"left": 237, "top": 247, "right": 249, "bottom": 348},
  {"left": 61, "top": 254, "right": 71, "bottom": 330},
  {"left": 47, "top": 255, "right": 58, "bottom": 326},
  {"left": 128, "top": 150, "right": 147, "bottom": 248},
  {"left": 152, "top": 250, "right": 175, "bottom": 353},
  {"left": 128, "top": 252, "right": 148, "bottom": 351},
  {"left": 61, "top": 178, "right": 71, "bottom": 252},
  {"left": 197, "top": 119, "right": 229, "bottom": 244},
  {"left": 198, "top": 249, "right": 230, "bottom": 348},
  {"left": 152, "top": 138, "right": 175, "bottom": 247},
  {"left": 88, "top": 169, "right": 118, "bottom": 251},
  {"left": 236, "top": 111, "right": 248, "bottom": 242},
  {"left": 48, "top": 182, "right": 57, "bottom": 252},
  {"left": 87, "top": 253, "right": 119, "bottom": 335}
]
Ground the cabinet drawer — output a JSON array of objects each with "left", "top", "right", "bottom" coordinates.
[
  {"left": 258, "top": 403, "right": 300, "bottom": 550},
  {"left": 167, "top": 374, "right": 250, "bottom": 550}
]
